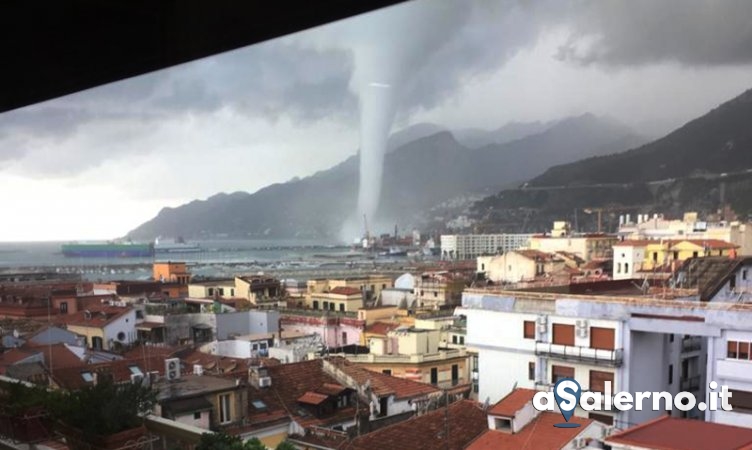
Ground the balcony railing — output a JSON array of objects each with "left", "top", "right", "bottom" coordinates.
[
  {"left": 344, "top": 348, "right": 467, "bottom": 365},
  {"left": 535, "top": 341, "right": 623, "bottom": 367},
  {"left": 680, "top": 375, "right": 701, "bottom": 391},
  {"left": 681, "top": 337, "right": 703, "bottom": 353}
]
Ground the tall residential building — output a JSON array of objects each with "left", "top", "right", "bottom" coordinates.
[
  {"left": 440, "top": 234, "right": 533, "bottom": 260},
  {"left": 457, "top": 260, "right": 752, "bottom": 430}
]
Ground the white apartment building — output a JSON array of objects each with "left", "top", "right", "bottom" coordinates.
[
  {"left": 458, "top": 261, "right": 752, "bottom": 430},
  {"left": 440, "top": 233, "right": 533, "bottom": 260}
]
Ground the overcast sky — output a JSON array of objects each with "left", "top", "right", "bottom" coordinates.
[{"left": 2, "top": 0, "right": 752, "bottom": 241}]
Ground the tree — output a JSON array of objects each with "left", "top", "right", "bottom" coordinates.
[
  {"left": 196, "top": 433, "right": 268, "bottom": 450},
  {"left": 275, "top": 441, "right": 297, "bottom": 450}
]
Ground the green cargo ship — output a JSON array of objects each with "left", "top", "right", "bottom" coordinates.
[{"left": 61, "top": 242, "right": 154, "bottom": 258}]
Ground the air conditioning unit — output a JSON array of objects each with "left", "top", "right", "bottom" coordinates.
[
  {"left": 601, "top": 425, "right": 615, "bottom": 438},
  {"left": 574, "top": 437, "right": 587, "bottom": 449},
  {"left": 165, "top": 357, "right": 181, "bottom": 381},
  {"left": 538, "top": 323, "right": 547, "bottom": 334},
  {"left": 577, "top": 328, "right": 589, "bottom": 339},
  {"left": 130, "top": 373, "right": 144, "bottom": 385},
  {"left": 576, "top": 319, "right": 588, "bottom": 329},
  {"left": 193, "top": 364, "right": 204, "bottom": 376},
  {"left": 258, "top": 376, "right": 272, "bottom": 388},
  {"left": 537, "top": 315, "right": 547, "bottom": 325}
]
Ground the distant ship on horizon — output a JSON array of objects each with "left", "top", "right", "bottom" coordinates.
[
  {"left": 61, "top": 241, "right": 153, "bottom": 258},
  {"left": 153, "top": 236, "right": 201, "bottom": 254}
]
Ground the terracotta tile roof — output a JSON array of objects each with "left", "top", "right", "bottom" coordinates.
[
  {"left": 670, "top": 239, "right": 739, "bottom": 250},
  {"left": 466, "top": 412, "right": 593, "bottom": 450},
  {"left": 614, "top": 240, "right": 653, "bottom": 247},
  {"left": 55, "top": 306, "right": 131, "bottom": 328},
  {"left": 317, "top": 383, "right": 349, "bottom": 396},
  {"left": 248, "top": 359, "right": 363, "bottom": 430},
  {"left": 365, "top": 322, "right": 401, "bottom": 336},
  {"left": 347, "top": 400, "right": 487, "bottom": 450},
  {"left": 37, "top": 343, "right": 86, "bottom": 370},
  {"left": 327, "top": 357, "right": 440, "bottom": 400},
  {"left": 487, "top": 388, "right": 536, "bottom": 417},
  {"left": 330, "top": 287, "right": 363, "bottom": 296},
  {"left": 605, "top": 415, "right": 752, "bottom": 450},
  {"left": 51, "top": 355, "right": 166, "bottom": 389},
  {"left": 298, "top": 391, "right": 330, "bottom": 405},
  {"left": 515, "top": 250, "right": 561, "bottom": 262}
]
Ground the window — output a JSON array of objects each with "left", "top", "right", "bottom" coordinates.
[
  {"left": 128, "top": 365, "right": 143, "bottom": 376},
  {"left": 382, "top": 369, "right": 392, "bottom": 376},
  {"left": 219, "top": 394, "right": 231, "bottom": 424},
  {"left": 451, "top": 364, "right": 459, "bottom": 383},
  {"left": 313, "top": 300, "right": 319, "bottom": 310},
  {"left": 728, "top": 389, "right": 752, "bottom": 411},
  {"left": 459, "top": 336, "right": 465, "bottom": 345},
  {"left": 589, "top": 412, "right": 614, "bottom": 425},
  {"left": 668, "top": 364, "right": 673, "bottom": 385},
  {"left": 590, "top": 327, "right": 615, "bottom": 350},
  {"left": 552, "top": 324, "right": 575, "bottom": 346},
  {"left": 589, "top": 370, "right": 614, "bottom": 393},
  {"left": 452, "top": 335, "right": 458, "bottom": 344},
  {"left": 342, "top": 332, "right": 347, "bottom": 345},
  {"left": 528, "top": 362, "right": 535, "bottom": 381},
  {"left": 433, "top": 291, "right": 438, "bottom": 298},
  {"left": 729, "top": 340, "right": 739, "bottom": 358},
  {"left": 669, "top": 334, "right": 674, "bottom": 343},
  {"left": 731, "top": 275, "right": 737, "bottom": 289},
  {"left": 339, "top": 303, "right": 345, "bottom": 312},
  {"left": 653, "top": 252, "right": 658, "bottom": 262},
  {"left": 193, "top": 411, "right": 201, "bottom": 420},
  {"left": 744, "top": 270, "right": 748, "bottom": 281},
  {"left": 624, "top": 262, "right": 629, "bottom": 273},
  {"left": 59, "top": 302, "right": 68, "bottom": 313},
  {"left": 726, "top": 340, "right": 752, "bottom": 360},
  {"left": 692, "top": 251, "right": 699, "bottom": 258},
  {"left": 616, "top": 263, "right": 621, "bottom": 274},
  {"left": 552, "top": 365, "right": 574, "bottom": 384},
  {"left": 430, "top": 367, "right": 438, "bottom": 384},
  {"left": 81, "top": 371, "right": 94, "bottom": 382},
  {"left": 207, "top": 288, "right": 214, "bottom": 296},
  {"left": 323, "top": 301, "right": 329, "bottom": 310},
  {"left": 740, "top": 342, "right": 751, "bottom": 360},
  {"left": 673, "top": 251, "right": 679, "bottom": 260},
  {"left": 523, "top": 321, "right": 535, "bottom": 339},
  {"left": 92, "top": 336, "right": 104, "bottom": 350}
]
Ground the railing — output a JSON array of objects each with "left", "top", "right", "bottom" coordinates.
[
  {"left": 680, "top": 375, "right": 701, "bottom": 391},
  {"left": 535, "top": 341, "right": 623, "bottom": 367},
  {"left": 344, "top": 348, "right": 467, "bottom": 364},
  {"left": 681, "top": 337, "right": 703, "bottom": 352}
]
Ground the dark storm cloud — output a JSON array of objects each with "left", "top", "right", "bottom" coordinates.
[
  {"left": 2, "top": 0, "right": 752, "bottom": 175},
  {"left": 555, "top": 0, "right": 752, "bottom": 66}
]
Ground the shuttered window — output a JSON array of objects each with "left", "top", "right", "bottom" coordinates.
[
  {"left": 729, "top": 389, "right": 752, "bottom": 411},
  {"left": 590, "top": 327, "right": 615, "bottom": 350},
  {"left": 552, "top": 365, "right": 575, "bottom": 383},
  {"left": 589, "top": 370, "right": 614, "bottom": 393},
  {"left": 552, "top": 324, "right": 575, "bottom": 346},
  {"left": 524, "top": 321, "right": 535, "bottom": 339},
  {"left": 589, "top": 412, "right": 614, "bottom": 426},
  {"left": 728, "top": 341, "right": 738, "bottom": 358}
]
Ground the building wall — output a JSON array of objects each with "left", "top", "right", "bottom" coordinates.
[
  {"left": 153, "top": 262, "right": 190, "bottom": 284},
  {"left": 103, "top": 309, "right": 137, "bottom": 349},
  {"left": 354, "top": 356, "right": 469, "bottom": 387},
  {"left": 164, "top": 313, "right": 217, "bottom": 345},
  {"left": 215, "top": 310, "right": 279, "bottom": 340},
  {"left": 174, "top": 410, "right": 211, "bottom": 430},
  {"left": 308, "top": 292, "right": 364, "bottom": 312},
  {"left": 280, "top": 316, "right": 364, "bottom": 348},
  {"left": 707, "top": 329, "right": 752, "bottom": 427},
  {"left": 612, "top": 245, "right": 645, "bottom": 280},
  {"left": 441, "top": 234, "right": 533, "bottom": 260},
  {"left": 478, "top": 253, "right": 537, "bottom": 283},
  {"left": 188, "top": 282, "right": 236, "bottom": 299}
]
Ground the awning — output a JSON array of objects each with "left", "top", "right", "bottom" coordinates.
[
  {"left": 297, "top": 392, "right": 329, "bottom": 406},
  {"left": 137, "top": 322, "right": 165, "bottom": 331}
]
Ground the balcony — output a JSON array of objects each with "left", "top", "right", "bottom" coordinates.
[
  {"left": 680, "top": 375, "right": 701, "bottom": 392},
  {"left": 344, "top": 348, "right": 467, "bottom": 365},
  {"left": 535, "top": 341, "right": 623, "bottom": 367},
  {"left": 681, "top": 337, "right": 703, "bottom": 353}
]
